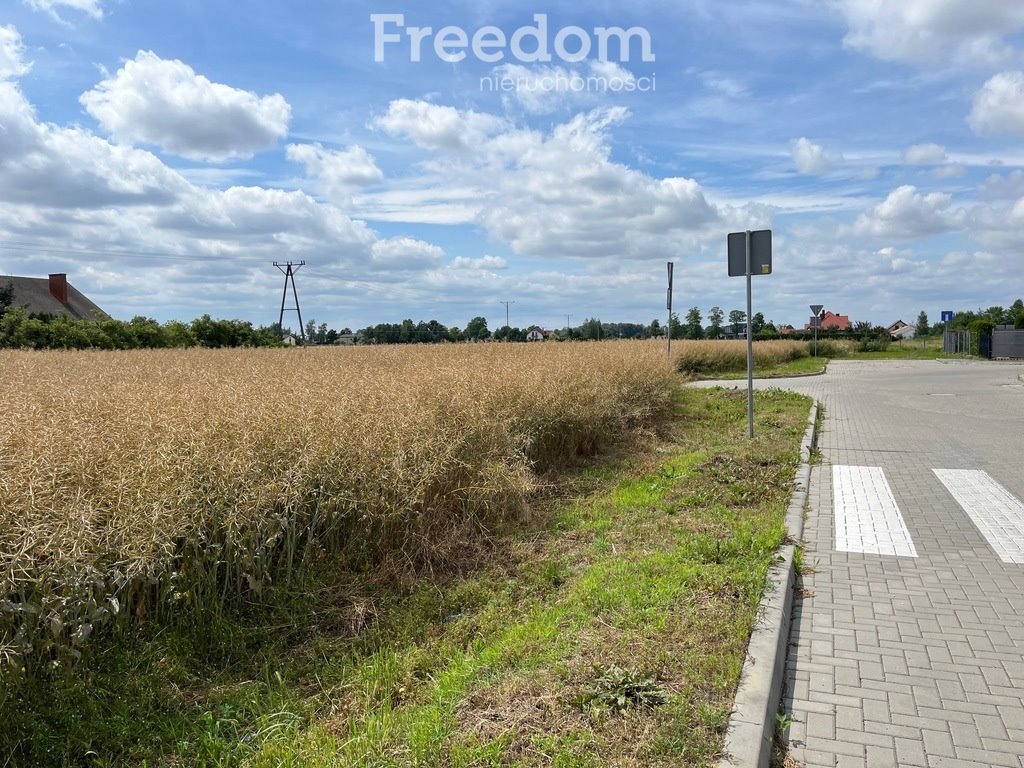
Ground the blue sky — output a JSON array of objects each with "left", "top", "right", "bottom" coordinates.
[{"left": 2, "top": 0, "right": 1024, "bottom": 332}]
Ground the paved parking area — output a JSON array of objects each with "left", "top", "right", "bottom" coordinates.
[{"left": 707, "top": 360, "right": 1024, "bottom": 767}]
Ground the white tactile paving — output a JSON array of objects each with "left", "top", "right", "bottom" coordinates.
[
  {"left": 932, "top": 468, "right": 1024, "bottom": 564},
  {"left": 832, "top": 465, "right": 918, "bottom": 557}
]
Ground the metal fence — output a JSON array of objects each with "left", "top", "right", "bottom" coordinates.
[
  {"left": 943, "top": 329, "right": 971, "bottom": 355},
  {"left": 992, "top": 325, "right": 1024, "bottom": 359}
]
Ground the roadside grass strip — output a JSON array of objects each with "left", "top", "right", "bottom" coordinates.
[{"left": 2, "top": 388, "right": 810, "bottom": 767}]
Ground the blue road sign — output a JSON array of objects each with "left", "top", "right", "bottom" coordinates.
[{"left": 941, "top": 310, "right": 954, "bottom": 323}]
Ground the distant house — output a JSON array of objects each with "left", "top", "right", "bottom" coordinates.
[
  {"left": 777, "top": 324, "right": 796, "bottom": 336},
  {"left": 281, "top": 333, "right": 298, "bottom": 346},
  {"left": 806, "top": 310, "right": 850, "bottom": 332},
  {"left": 887, "top": 320, "right": 915, "bottom": 340},
  {"left": 337, "top": 333, "right": 359, "bottom": 346},
  {"left": 525, "top": 325, "right": 548, "bottom": 342},
  {"left": 0, "top": 273, "right": 106, "bottom": 319}
]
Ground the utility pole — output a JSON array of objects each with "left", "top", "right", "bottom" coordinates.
[
  {"left": 274, "top": 261, "right": 306, "bottom": 340},
  {"left": 500, "top": 300, "right": 515, "bottom": 332},
  {"left": 666, "top": 261, "right": 674, "bottom": 359},
  {"left": 566, "top": 314, "right": 572, "bottom": 340}
]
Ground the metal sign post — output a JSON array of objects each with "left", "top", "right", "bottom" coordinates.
[
  {"left": 666, "top": 262, "right": 674, "bottom": 359},
  {"left": 727, "top": 230, "right": 772, "bottom": 439},
  {"left": 745, "top": 232, "right": 754, "bottom": 438},
  {"left": 810, "top": 304, "right": 823, "bottom": 357}
]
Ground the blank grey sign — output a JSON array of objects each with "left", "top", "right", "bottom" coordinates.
[{"left": 728, "top": 230, "right": 772, "bottom": 276}]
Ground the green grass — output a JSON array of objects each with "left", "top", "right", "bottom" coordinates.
[
  {"left": 1, "top": 388, "right": 811, "bottom": 768},
  {"left": 851, "top": 337, "right": 952, "bottom": 359},
  {"left": 709, "top": 355, "right": 828, "bottom": 380}
]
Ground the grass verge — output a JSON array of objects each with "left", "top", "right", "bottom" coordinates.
[
  {"left": 1, "top": 387, "right": 811, "bottom": 767},
  {"left": 706, "top": 355, "right": 828, "bottom": 380}
]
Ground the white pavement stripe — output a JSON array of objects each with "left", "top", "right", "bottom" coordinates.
[
  {"left": 833, "top": 465, "right": 918, "bottom": 557},
  {"left": 932, "top": 469, "right": 1024, "bottom": 564}
]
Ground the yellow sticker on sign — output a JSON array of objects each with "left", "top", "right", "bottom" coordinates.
[{"left": 761, "top": 265, "right": 770, "bottom": 274}]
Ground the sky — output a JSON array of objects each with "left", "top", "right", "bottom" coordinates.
[{"left": 1, "top": 0, "right": 1024, "bottom": 332}]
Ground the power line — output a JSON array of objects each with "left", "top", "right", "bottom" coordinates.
[{"left": 0, "top": 239, "right": 269, "bottom": 264}]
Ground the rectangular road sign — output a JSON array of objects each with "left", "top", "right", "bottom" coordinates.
[
  {"left": 728, "top": 230, "right": 772, "bottom": 277},
  {"left": 941, "top": 310, "right": 954, "bottom": 323}
]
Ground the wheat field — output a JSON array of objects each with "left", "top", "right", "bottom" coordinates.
[
  {"left": 0, "top": 342, "right": 678, "bottom": 679},
  {"left": 672, "top": 339, "right": 812, "bottom": 374}
]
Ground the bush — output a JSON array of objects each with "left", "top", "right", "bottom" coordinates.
[{"left": 857, "top": 335, "right": 890, "bottom": 353}]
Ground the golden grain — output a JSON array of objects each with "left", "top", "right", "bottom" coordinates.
[{"left": 0, "top": 342, "right": 677, "bottom": 676}]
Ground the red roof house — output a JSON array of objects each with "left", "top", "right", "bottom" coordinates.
[{"left": 806, "top": 310, "right": 850, "bottom": 331}]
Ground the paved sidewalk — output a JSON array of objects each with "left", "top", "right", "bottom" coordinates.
[{"left": 760, "top": 360, "right": 1024, "bottom": 767}]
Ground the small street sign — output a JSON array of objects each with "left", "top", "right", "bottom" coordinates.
[
  {"left": 810, "top": 304, "right": 823, "bottom": 317},
  {"left": 728, "top": 230, "right": 772, "bottom": 277},
  {"left": 726, "top": 229, "right": 773, "bottom": 439},
  {"left": 941, "top": 310, "right": 954, "bottom": 323}
]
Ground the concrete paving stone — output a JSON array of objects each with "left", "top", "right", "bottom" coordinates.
[
  {"left": 953, "top": 747, "right": 1021, "bottom": 767},
  {"left": 865, "top": 744, "right": 898, "bottom": 768},
  {"left": 928, "top": 757, "right": 1012, "bottom": 768},
  {"left": 894, "top": 736, "right": 928, "bottom": 766},
  {"left": 793, "top": 747, "right": 837, "bottom": 767},
  {"left": 921, "top": 728, "right": 956, "bottom": 757},
  {"left": 948, "top": 721, "right": 984, "bottom": 749},
  {"left": 980, "top": 736, "right": 1024, "bottom": 757},
  {"left": 753, "top": 361, "right": 1024, "bottom": 768},
  {"left": 973, "top": 712, "right": 1009, "bottom": 741},
  {"left": 836, "top": 726, "right": 895, "bottom": 749}
]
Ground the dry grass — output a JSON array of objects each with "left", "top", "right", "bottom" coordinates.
[
  {"left": 672, "top": 340, "right": 810, "bottom": 375},
  {"left": 0, "top": 342, "right": 678, "bottom": 680}
]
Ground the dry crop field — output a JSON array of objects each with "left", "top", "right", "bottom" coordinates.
[
  {"left": 0, "top": 342, "right": 678, "bottom": 682},
  {"left": 672, "top": 339, "right": 813, "bottom": 375}
]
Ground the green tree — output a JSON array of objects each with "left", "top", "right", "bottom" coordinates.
[
  {"left": 707, "top": 306, "right": 724, "bottom": 339},
  {"left": 1010, "top": 299, "right": 1024, "bottom": 328},
  {"left": 0, "top": 280, "right": 13, "bottom": 317},
  {"left": 751, "top": 312, "right": 765, "bottom": 335},
  {"left": 464, "top": 316, "right": 490, "bottom": 340},
  {"left": 669, "top": 312, "right": 683, "bottom": 340},
  {"left": 728, "top": 309, "right": 746, "bottom": 336},
  {"left": 580, "top": 317, "right": 603, "bottom": 340},
  {"left": 684, "top": 307, "right": 704, "bottom": 339},
  {"left": 649, "top": 318, "right": 662, "bottom": 338},
  {"left": 915, "top": 311, "right": 930, "bottom": 337}
]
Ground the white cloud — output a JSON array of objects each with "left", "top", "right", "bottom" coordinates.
[
  {"left": 791, "top": 137, "right": 839, "bottom": 174},
  {"left": 837, "top": 0, "right": 1024, "bottom": 65},
  {"left": 932, "top": 163, "right": 967, "bottom": 179},
  {"left": 0, "top": 81, "right": 189, "bottom": 207},
  {"left": 979, "top": 169, "right": 1024, "bottom": 199},
  {"left": 372, "top": 98, "right": 507, "bottom": 151},
  {"left": 370, "top": 237, "right": 445, "bottom": 270},
  {"left": 491, "top": 61, "right": 641, "bottom": 115},
  {"left": 854, "top": 185, "right": 965, "bottom": 238},
  {"left": 968, "top": 71, "right": 1024, "bottom": 136},
  {"left": 25, "top": 0, "right": 103, "bottom": 23},
  {"left": 287, "top": 143, "right": 383, "bottom": 203},
  {"left": 80, "top": 51, "right": 291, "bottom": 161},
  {"left": 0, "top": 25, "right": 31, "bottom": 81},
  {"left": 903, "top": 143, "right": 947, "bottom": 164},
  {"left": 450, "top": 255, "right": 508, "bottom": 270}
]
